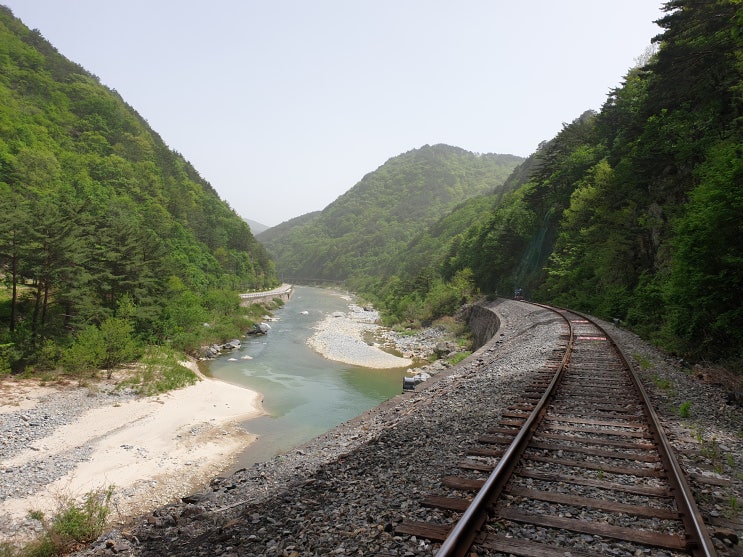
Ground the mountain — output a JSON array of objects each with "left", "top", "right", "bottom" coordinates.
[
  {"left": 258, "top": 145, "right": 523, "bottom": 283},
  {"left": 256, "top": 211, "right": 321, "bottom": 243},
  {"left": 0, "top": 6, "right": 277, "bottom": 368},
  {"left": 243, "top": 218, "right": 270, "bottom": 234},
  {"left": 432, "top": 0, "right": 743, "bottom": 363}
]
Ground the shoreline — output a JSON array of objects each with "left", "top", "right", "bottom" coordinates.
[
  {"left": 306, "top": 304, "right": 413, "bottom": 369},
  {"left": 0, "top": 361, "right": 264, "bottom": 545},
  {"left": 1, "top": 300, "right": 422, "bottom": 547}
]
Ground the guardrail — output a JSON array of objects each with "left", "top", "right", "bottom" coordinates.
[{"left": 239, "top": 283, "right": 293, "bottom": 303}]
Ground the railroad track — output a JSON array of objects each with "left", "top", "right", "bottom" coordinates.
[{"left": 396, "top": 304, "right": 717, "bottom": 556}]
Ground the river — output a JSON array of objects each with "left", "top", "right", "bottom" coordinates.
[{"left": 206, "top": 285, "right": 408, "bottom": 469}]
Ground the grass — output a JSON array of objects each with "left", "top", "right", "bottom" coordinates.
[
  {"left": 117, "top": 346, "right": 198, "bottom": 396},
  {"left": 651, "top": 373, "right": 674, "bottom": 394},
  {"left": 447, "top": 351, "right": 472, "bottom": 365},
  {"left": 728, "top": 495, "right": 739, "bottom": 519},
  {"left": 678, "top": 401, "right": 691, "bottom": 418},
  {"left": 633, "top": 352, "right": 653, "bottom": 370},
  {"left": 390, "top": 325, "right": 420, "bottom": 337},
  {"left": 3, "top": 487, "right": 115, "bottom": 557},
  {"left": 689, "top": 424, "right": 737, "bottom": 475},
  {"left": 698, "top": 434, "right": 726, "bottom": 473},
  {"left": 0, "top": 543, "right": 19, "bottom": 557}
]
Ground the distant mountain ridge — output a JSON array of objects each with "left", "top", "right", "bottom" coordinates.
[
  {"left": 243, "top": 218, "right": 270, "bottom": 234},
  {"left": 258, "top": 144, "right": 522, "bottom": 283}
]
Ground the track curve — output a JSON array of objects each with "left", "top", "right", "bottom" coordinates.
[{"left": 397, "top": 303, "right": 717, "bottom": 556}]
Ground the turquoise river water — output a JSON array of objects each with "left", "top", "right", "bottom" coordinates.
[{"left": 206, "top": 285, "right": 408, "bottom": 470}]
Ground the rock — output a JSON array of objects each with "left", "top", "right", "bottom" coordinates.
[
  {"left": 181, "top": 492, "right": 211, "bottom": 504},
  {"left": 179, "top": 504, "right": 205, "bottom": 518},
  {"left": 16, "top": 300, "right": 743, "bottom": 557},
  {"left": 434, "top": 341, "right": 454, "bottom": 357},
  {"left": 712, "top": 527, "right": 739, "bottom": 545},
  {"left": 247, "top": 322, "right": 270, "bottom": 335}
]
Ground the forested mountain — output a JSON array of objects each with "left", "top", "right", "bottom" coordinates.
[
  {"left": 383, "top": 0, "right": 742, "bottom": 364},
  {"left": 0, "top": 6, "right": 276, "bottom": 371},
  {"left": 258, "top": 145, "right": 522, "bottom": 282},
  {"left": 256, "top": 211, "right": 321, "bottom": 244}
]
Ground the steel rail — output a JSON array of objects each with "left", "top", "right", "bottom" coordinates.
[
  {"left": 436, "top": 303, "right": 716, "bottom": 557},
  {"left": 435, "top": 306, "right": 575, "bottom": 557},
  {"left": 569, "top": 308, "right": 717, "bottom": 557}
]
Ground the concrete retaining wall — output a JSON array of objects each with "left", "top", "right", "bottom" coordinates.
[{"left": 460, "top": 300, "right": 502, "bottom": 350}]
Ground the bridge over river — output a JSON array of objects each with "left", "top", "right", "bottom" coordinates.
[{"left": 239, "top": 283, "right": 293, "bottom": 306}]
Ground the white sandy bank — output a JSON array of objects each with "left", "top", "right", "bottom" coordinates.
[
  {"left": 307, "top": 306, "right": 412, "bottom": 369},
  {"left": 0, "top": 361, "right": 263, "bottom": 537}
]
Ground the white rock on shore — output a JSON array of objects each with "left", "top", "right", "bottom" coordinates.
[{"left": 306, "top": 305, "right": 412, "bottom": 369}]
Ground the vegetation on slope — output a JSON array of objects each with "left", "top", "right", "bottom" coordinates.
[
  {"left": 259, "top": 144, "right": 522, "bottom": 283},
  {"left": 265, "top": 0, "right": 742, "bottom": 366},
  {"left": 0, "top": 7, "right": 277, "bottom": 375},
  {"left": 396, "top": 0, "right": 742, "bottom": 364}
]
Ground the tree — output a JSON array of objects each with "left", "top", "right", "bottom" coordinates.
[
  {"left": 664, "top": 141, "right": 743, "bottom": 360},
  {"left": 62, "top": 325, "right": 104, "bottom": 380},
  {"left": 0, "top": 189, "right": 30, "bottom": 331},
  {"left": 25, "top": 197, "right": 86, "bottom": 335},
  {"left": 98, "top": 316, "right": 139, "bottom": 379}
]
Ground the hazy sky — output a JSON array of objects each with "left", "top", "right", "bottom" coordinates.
[{"left": 4, "top": 1, "right": 664, "bottom": 227}]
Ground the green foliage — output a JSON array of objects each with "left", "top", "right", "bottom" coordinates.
[
  {"left": 261, "top": 145, "right": 522, "bottom": 284},
  {"left": 652, "top": 374, "right": 673, "bottom": 393},
  {"left": 158, "top": 286, "right": 254, "bottom": 353},
  {"left": 0, "top": 343, "right": 12, "bottom": 376},
  {"left": 663, "top": 140, "right": 743, "bottom": 361},
  {"left": 98, "top": 317, "right": 140, "bottom": 378},
  {"left": 356, "top": 0, "right": 743, "bottom": 364},
  {"left": 678, "top": 401, "right": 691, "bottom": 418},
  {"left": 4, "top": 2, "right": 741, "bottom": 370},
  {"left": 434, "top": 0, "right": 743, "bottom": 364},
  {"left": 25, "top": 486, "right": 113, "bottom": 557},
  {"left": 447, "top": 351, "right": 471, "bottom": 365},
  {"left": 118, "top": 346, "right": 198, "bottom": 396},
  {"left": 61, "top": 325, "right": 105, "bottom": 379},
  {"left": 60, "top": 316, "right": 139, "bottom": 379},
  {"left": 632, "top": 352, "right": 652, "bottom": 371},
  {"left": 0, "top": 7, "right": 278, "bottom": 372}
]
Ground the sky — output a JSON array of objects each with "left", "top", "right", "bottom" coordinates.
[{"left": 4, "top": 1, "right": 665, "bottom": 227}]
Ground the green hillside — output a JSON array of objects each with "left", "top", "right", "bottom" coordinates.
[
  {"left": 410, "top": 0, "right": 743, "bottom": 363},
  {"left": 0, "top": 6, "right": 276, "bottom": 372},
  {"left": 258, "top": 144, "right": 522, "bottom": 283}
]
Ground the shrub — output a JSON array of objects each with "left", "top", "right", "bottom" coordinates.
[
  {"left": 26, "top": 487, "right": 114, "bottom": 557},
  {"left": 118, "top": 347, "right": 198, "bottom": 396},
  {"left": 448, "top": 351, "right": 472, "bottom": 365}
]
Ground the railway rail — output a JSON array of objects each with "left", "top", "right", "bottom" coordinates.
[{"left": 396, "top": 304, "right": 717, "bottom": 556}]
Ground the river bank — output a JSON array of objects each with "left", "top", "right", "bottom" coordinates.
[
  {"left": 0, "top": 295, "right": 439, "bottom": 548},
  {"left": 306, "top": 303, "right": 413, "bottom": 369},
  {"left": 0, "top": 362, "right": 263, "bottom": 546},
  {"left": 72, "top": 300, "right": 743, "bottom": 557}
]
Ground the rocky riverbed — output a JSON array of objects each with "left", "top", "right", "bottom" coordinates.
[
  {"left": 66, "top": 299, "right": 742, "bottom": 556},
  {"left": 306, "top": 304, "right": 414, "bottom": 369},
  {"left": 0, "top": 367, "right": 263, "bottom": 548},
  {"left": 0, "top": 383, "right": 140, "bottom": 542}
]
